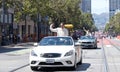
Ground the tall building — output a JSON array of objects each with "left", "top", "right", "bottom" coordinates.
[
  {"left": 80, "top": 0, "right": 91, "bottom": 13},
  {"left": 109, "top": 0, "right": 120, "bottom": 18}
]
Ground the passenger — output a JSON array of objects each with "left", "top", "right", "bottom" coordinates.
[
  {"left": 50, "top": 22, "right": 69, "bottom": 36},
  {"left": 83, "top": 27, "right": 92, "bottom": 36}
]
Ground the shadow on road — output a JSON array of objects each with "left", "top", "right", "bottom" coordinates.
[
  {"left": 37, "top": 63, "right": 91, "bottom": 71},
  {"left": 0, "top": 46, "right": 27, "bottom": 53},
  {"left": 76, "top": 63, "right": 91, "bottom": 71},
  {"left": 82, "top": 47, "right": 101, "bottom": 50}
]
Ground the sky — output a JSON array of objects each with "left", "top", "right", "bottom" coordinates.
[{"left": 91, "top": 0, "right": 109, "bottom": 14}]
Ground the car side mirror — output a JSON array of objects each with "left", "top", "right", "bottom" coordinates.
[{"left": 34, "top": 43, "right": 38, "bottom": 46}]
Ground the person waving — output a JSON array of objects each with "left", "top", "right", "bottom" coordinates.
[{"left": 50, "top": 22, "right": 69, "bottom": 36}]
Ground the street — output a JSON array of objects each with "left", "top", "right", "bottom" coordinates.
[{"left": 0, "top": 38, "right": 120, "bottom": 72}]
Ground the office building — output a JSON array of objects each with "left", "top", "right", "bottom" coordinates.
[
  {"left": 80, "top": 0, "right": 91, "bottom": 13},
  {"left": 109, "top": 0, "right": 120, "bottom": 18}
]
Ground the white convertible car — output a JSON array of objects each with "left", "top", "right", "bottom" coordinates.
[{"left": 29, "top": 36, "right": 82, "bottom": 71}]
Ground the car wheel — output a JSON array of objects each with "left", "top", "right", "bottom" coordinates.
[
  {"left": 94, "top": 44, "right": 97, "bottom": 49},
  {"left": 30, "top": 66, "right": 39, "bottom": 71},
  {"left": 95, "top": 44, "right": 97, "bottom": 48}
]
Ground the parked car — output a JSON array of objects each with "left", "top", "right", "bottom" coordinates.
[
  {"left": 29, "top": 36, "right": 82, "bottom": 71},
  {"left": 78, "top": 36, "right": 98, "bottom": 49}
]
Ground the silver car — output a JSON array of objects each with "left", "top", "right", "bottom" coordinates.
[{"left": 78, "top": 36, "right": 97, "bottom": 49}]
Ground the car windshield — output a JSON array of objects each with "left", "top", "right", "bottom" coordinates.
[
  {"left": 38, "top": 37, "right": 73, "bottom": 46},
  {"left": 80, "top": 36, "right": 95, "bottom": 40}
]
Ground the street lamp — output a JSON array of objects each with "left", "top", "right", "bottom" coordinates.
[
  {"left": 0, "top": 0, "right": 6, "bottom": 45},
  {"left": 37, "top": 13, "right": 41, "bottom": 42},
  {"left": 8, "top": 8, "right": 14, "bottom": 43},
  {"left": 1, "top": 0, "right": 5, "bottom": 34}
]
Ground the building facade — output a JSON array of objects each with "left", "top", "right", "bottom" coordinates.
[
  {"left": 80, "top": 0, "right": 91, "bottom": 13},
  {"left": 109, "top": 0, "right": 120, "bottom": 18},
  {"left": 0, "top": 12, "right": 14, "bottom": 45},
  {"left": 17, "top": 17, "right": 51, "bottom": 42},
  {"left": 0, "top": 15, "right": 51, "bottom": 45}
]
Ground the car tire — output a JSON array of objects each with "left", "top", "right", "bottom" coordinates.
[
  {"left": 95, "top": 44, "right": 97, "bottom": 49},
  {"left": 30, "top": 66, "right": 39, "bottom": 71},
  {"left": 94, "top": 44, "right": 97, "bottom": 49}
]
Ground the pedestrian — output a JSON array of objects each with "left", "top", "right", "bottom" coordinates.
[
  {"left": 13, "top": 34, "right": 17, "bottom": 44},
  {"left": 72, "top": 30, "right": 79, "bottom": 40},
  {"left": 9, "top": 34, "right": 13, "bottom": 43},
  {"left": 50, "top": 22, "right": 69, "bottom": 36},
  {"left": 17, "top": 34, "right": 21, "bottom": 43}
]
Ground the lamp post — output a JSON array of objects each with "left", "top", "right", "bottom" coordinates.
[
  {"left": 37, "top": 13, "right": 41, "bottom": 42},
  {"left": 1, "top": 0, "right": 5, "bottom": 45},
  {"left": 45, "top": 16, "right": 49, "bottom": 36},
  {"left": 109, "top": 25, "right": 113, "bottom": 39},
  {"left": 24, "top": 14, "right": 27, "bottom": 42},
  {"left": 8, "top": 8, "right": 14, "bottom": 43},
  {"left": 2, "top": 0, "right": 5, "bottom": 33}
]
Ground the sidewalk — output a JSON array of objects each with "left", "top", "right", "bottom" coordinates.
[
  {"left": 1, "top": 42, "right": 36, "bottom": 48},
  {"left": 0, "top": 42, "right": 36, "bottom": 54}
]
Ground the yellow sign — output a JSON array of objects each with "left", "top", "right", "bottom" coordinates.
[{"left": 64, "top": 24, "right": 73, "bottom": 29}]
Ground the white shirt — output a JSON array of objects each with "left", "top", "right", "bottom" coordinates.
[
  {"left": 85, "top": 31, "right": 92, "bottom": 36},
  {"left": 50, "top": 24, "right": 68, "bottom": 36}
]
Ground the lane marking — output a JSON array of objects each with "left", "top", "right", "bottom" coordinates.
[{"left": 9, "top": 64, "right": 29, "bottom": 72}]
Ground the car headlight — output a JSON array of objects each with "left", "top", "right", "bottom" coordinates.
[
  {"left": 31, "top": 50, "right": 37, "bottom": 56},
  {"left": 79, "top": 42, "right": 82, "bottom": 44},
  {"left": 78, "top": 41, "right": 82, "bottom": 43},
  {"left": 64, "top": 50, "right": 74, "bottom": 56},
  {"left": 40, "top": 53, "right": 44, "bottom": 57}
]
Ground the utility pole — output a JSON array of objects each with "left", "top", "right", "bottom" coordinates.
[
  {"left": 2, "top": 0, "right": 5, "bottom": 32},
  {"left": 1, "top": 0, "right": 5, "bottom": 45},
  {"left": 37, "top": 13, "right": 41, "bottom": 42}
]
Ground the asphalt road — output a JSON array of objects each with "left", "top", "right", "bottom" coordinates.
[{"left": 0, "top": 38, "right": 120, "bottom": 72}]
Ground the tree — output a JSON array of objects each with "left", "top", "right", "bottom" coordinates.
[
  {"left": 79, "top": 13, "right": 96, "bottom": 32},
  {"left": 0, "top": 0, "right": 96, "bottom": 32},
  {"left": 105, "top": 12, "right": 120, "bottom": 35}
]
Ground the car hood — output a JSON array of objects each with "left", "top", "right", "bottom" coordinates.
[
  {"left": 79, "top": 39, "right": 95, "bottom": 42},
  {"left": 33, "top": 45, "right": 74, "bottom": 54}
]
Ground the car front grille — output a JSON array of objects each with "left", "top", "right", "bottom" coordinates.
[
  {"left": 82, "top": 42, "right": 93, "bottom": 44},
  {"left": 41, "top": 53, "right": 61, "bottom": 58},
  {"left": 39, "top": 62, "right": 63, "bottom": 65}
]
